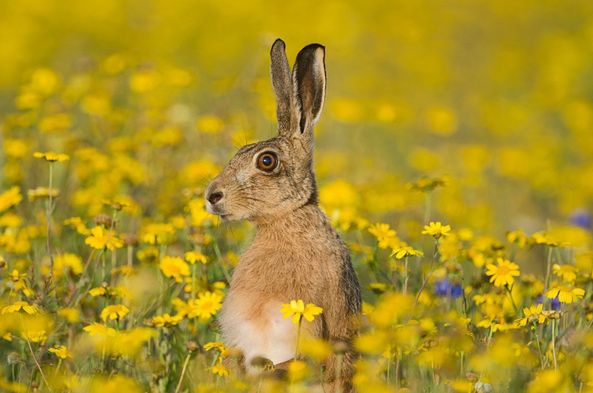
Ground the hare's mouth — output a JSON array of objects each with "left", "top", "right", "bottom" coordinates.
[{"left": 207, "top": 204, "right": 232, "bottom": 220}]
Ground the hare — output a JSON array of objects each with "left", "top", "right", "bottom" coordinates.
[{"left": 205, "top": 39, "right": 361, "bottom": 392}]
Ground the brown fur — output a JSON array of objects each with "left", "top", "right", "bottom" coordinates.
[{"left": 205, "top": 39, "right": 361, "bottom": 392}]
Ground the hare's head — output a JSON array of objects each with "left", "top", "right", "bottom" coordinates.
[{"left": 205, "top": 39, "right": 326, "bottom": 222}]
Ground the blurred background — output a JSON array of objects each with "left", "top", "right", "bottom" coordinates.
[{"left": 1, "top": 0, "right": 593, "bottom": 237}]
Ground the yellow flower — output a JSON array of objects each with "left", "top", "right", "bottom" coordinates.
[
  {"left": 48, "top": 345, "right": 71, "bottom": 359},
  {"left": 369, "top": 282, "right": 388, "bottom": 294},
  {"left": 196, "top": 115, "right": 224, "bottom": 134},
  {"left": 0, "top": 213, "right": 21, "bottom": 228},
  {"left": 204, "top": 341, "right": 227, "bottom": 354},
  {"left": 188, "top": 291, "right": 223, "bottom": 321},
  {"left": 85, "top": 226, "right": 123, "bottom": 250},
  {"left": 368, "top": 223, "right": 400, "bottom": 249},
  {"left": 188, "top": 199, "right": 215, "bottom": 227},
  {"left": 545, "top": 286, "right": 585, "bottom": 304},
  {"left": 390, "top": 244, "right": 424, "bottom": 259},
  {"left": 527, "top": 369, "right": 569, "bottom": 393},
  {"left": 507, "top": 229, "right": 530, "bottom": 248},
  {"left": 185, "top": 251, "right": 208, "bottom": 264},
  {"left": 83, "top": 323, "right": 117, "bottom": 337},
  {"left": 130, "top": 69, "right": 159, "bottom": 93},
  {"left": 23, "top": 330, "right": 47, "bottom": 343},
  {"left": 89, "top": 287, "right": 107, "bottom": 297},
  {"left": 1, "top": 301, "right": 38, "bottom": 314},
  {"left": 211, "top": 358, "right": 229, "bottom": 377},
  {"left": 531, "top": 231, "right": 559, "bottom": 247},
  {"left": 288, "top": 359, "right": 309, "bottom": 381},
  {"left": 8, "top": 270, "right": 32, "bottom": 296},
  {"left": 427, "top": 106, "right": 457, "bottom": 135},
  {"left": 112, "top": 266, "right": 134, "bottom": 276},
  {"left": 204, "top": 341, "right": 229, "bottom": 360},
  {"left": 141, "top": 223, "right": 175, "bottom": 245},
  {"left": 485, "top": 258, "right": 520, "bottom": 287},
  {"left": 447, "top": 379, "right": 474, "bottom": 393},
  {"left": 100, "top": 304, "right": 129, "bottom": 322},
  {"left": 149, "top": 313, "right": 183, "bottom": 328},
  {"left": 0, "top": 187, "right": 22, "bottom": 213},
  {"left": 552, "top": 264, "right": 577, "bottom": 283},
  {"left": 10, "top": 269, "right": 26, "bottom": 282},
  {"left": 516, "top": 304, "right": 546, "bottom": 327},
  {"left": 300, "top": 337, "right": 332, "bottom": 361},
  {"left": 33, "top": 151, "right": 70, "bottom": 162},
  {"left": 4, "top": 138, "right": 28, "bottom": 158},
  {"left": 27, "top": 187, "right": 60, "bottom": 201},
  {"left": 407, "top": 176, "right": 447, "bottom": 192},
  {"left": 57, "top": 307, "right": 80, "bottom": 323},
  {"left": 171, "top": 298, "right": 193, "bottom": 317},
  {"left": 422, "top": 222, "right": 451, "bottom": 238},
  {"left": 53, "top": 253, "right": 83, "bottom": 276},
  {"left": 160, "top": 256, "right": 190, "bottom": 282},
  {"left": 64, "top": 217, "right": 90, "bottom": 235},
  {"left": 476, "top": 319, "right": 513, "bottom": 332},
  {"left": 39, "top": 112, "right": 71, "bottom": 133},
  {"left": 280, "top": 300, "right": 323, "bottom": 324},
  {"left": 90, "top": 375, "right": 143, "bottom": 393}
]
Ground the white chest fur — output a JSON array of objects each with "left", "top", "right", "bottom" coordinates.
[{"left": 220, "top": 295, "right": 297, "bottom": 372}]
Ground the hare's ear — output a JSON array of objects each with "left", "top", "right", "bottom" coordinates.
[
  {"left": 270, "top": 39, "right": 295, "bottom": 133},
  {"left": 292, "top": 43, "right": 326, "bottom": 134}
]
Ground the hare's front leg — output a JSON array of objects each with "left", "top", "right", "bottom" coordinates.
[{"left": 220, "top": 294, "right": 297, "bottom": 373}]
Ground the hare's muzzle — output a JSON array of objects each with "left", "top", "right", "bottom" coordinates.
[
  {"left": 205, "top": 181, "right": 228, "bottom": 217},
  {"left": 207, "top": 190, "right": 223, "bottom": 205}
]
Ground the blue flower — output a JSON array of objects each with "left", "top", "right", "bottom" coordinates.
[
  {"left": 450, "top": 283, "right": 463, "bottom": 298},
  {"left": 570, "top": 209, "right": 592, "bottom": 229},
  {"left": 434, "top": 278, "right": 462, "bottom": 299},
  {"left": 535, "top": 294, "right": 561, "bottom": 311}
]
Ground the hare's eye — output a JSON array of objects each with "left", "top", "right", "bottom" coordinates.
[{"left": 256, "top": 151, "right": 279, "bottom": 172}]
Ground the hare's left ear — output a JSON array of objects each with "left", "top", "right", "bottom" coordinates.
[
  {"left": 270, "top": 39, "right": 295, "bottom": 133},
  {"left": 292, "top": 44, "right": 326, "bottom": 135}
]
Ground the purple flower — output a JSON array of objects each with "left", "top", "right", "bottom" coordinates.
[
  {"left": 450, "top": 284, "right": 463, "bottom": 298},
  {"left": 570, "top": 209, "right": 592, "bottom": 229},
  {"left": 535, "top": 294, "right": 561, "bottom": 311},
  {"left": 434, "top": 279, "right": 462, "bottom": 299}
]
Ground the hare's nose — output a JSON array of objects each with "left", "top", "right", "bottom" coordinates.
[{"left": 207, "top": 191, "right": 224, "bottom": 205}]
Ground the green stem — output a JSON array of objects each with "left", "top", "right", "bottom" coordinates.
[
  {"left": 415, "top": 242, "right": 438, "bottom": 304},
  {"left": 506, "top": 285, "right": 519, "bottom": 314},
  {"left": 543, "top": 247, "right": 553, "bottom": 295},
  {"left": 395, "top": 349, "right": 401, "bottom": 389},
  {"left": 46, "top": 163, "right": 55, "bottom": 283},
  {"left": 486, "top": 326, "right": 493, "bottom": 348},
  {"left": 295, "top": 318, "right": 302, "bottom": 359},
  {"left": 403, "top": 257, "right": 409, "bottom": 295},
  {"left": 532, "top": 323, "right": 545, "bottom": 369},
  {"left": 174, "top": 352, "right": 192, "bottom": 393},
  {"left": 191, "top": 263, "right": 196, "bottom": 299},
  {"left": 101, "top": 251, "right": 106, "bottom": 283},
  {"left": 127, "top": 245, "right": 133, "bottom": 267},
  {"left": 424, "top": 191, "right": 432, "bottom": 224},
  {"left": 551, "top": 319, "right": 558, "bottom": 369},
  {"left": 26, "top": 338, "right": 52, "bottom": 392}
]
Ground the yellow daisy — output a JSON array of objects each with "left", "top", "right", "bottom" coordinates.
[{"left": 485, "top": 258, "right": 520, "bottom": 287}]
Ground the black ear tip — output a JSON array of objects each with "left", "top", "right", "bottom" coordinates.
[
  {"left": 272, "top": 38, "right": 286, "bottom": 50},
  {"left": 296, "top": 43, "right": 326, "bottom": 60}
]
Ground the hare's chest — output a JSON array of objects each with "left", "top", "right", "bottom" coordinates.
[{"left": 219, "top": 292, "right": 296, "bottom": 372}]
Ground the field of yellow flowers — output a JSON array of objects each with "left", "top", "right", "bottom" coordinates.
[{"left": 1, "top": 1, "right": 593, "bottom": 392}]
